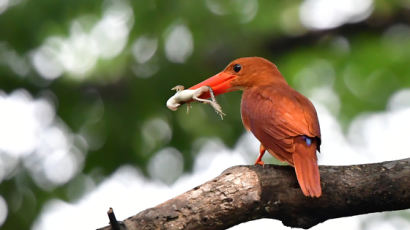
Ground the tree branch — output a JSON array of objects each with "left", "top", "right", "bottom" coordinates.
[{"left": 97, "top": 158, "right": 410, "bottom": 230}]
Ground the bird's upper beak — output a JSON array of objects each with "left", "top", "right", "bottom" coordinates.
[{"left": 188, "top": 72, "right": 237, "bottom": 99}]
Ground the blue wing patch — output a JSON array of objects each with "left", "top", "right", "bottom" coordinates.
[{"left": 303, "top": 135, "right": 312, "bottom": 147}]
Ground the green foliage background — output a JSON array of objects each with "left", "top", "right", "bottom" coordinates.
[{"left": 0, "top": 0, "right": 409, "bottom": 229}]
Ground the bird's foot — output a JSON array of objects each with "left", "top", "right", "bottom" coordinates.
[{"left": 254, "top": 144, "right": 266, "bottom": 166}]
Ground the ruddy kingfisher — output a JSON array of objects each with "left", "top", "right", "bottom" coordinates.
[{"left": 172, "top": 57, "right": 322, "bottom": 197}]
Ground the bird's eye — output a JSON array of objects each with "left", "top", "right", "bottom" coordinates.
[{"left": 233, "top": 64, "right": 242, "bottom": 73}]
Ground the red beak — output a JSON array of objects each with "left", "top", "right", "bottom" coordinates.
[{"left": 188, "top": 72, "right": 236, "bottom": 99}]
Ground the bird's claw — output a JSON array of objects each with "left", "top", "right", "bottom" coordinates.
[{"left": 254, "top": 160, "right": 265, "bottom": 166}]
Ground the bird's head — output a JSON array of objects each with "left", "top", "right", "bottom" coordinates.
[{"left": 189, "top": 57, "right": 286, "bottom": 97}]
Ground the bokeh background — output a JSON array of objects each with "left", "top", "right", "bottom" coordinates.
[{"left": 0, "top": 0, "right": 410, "bottom": 229}]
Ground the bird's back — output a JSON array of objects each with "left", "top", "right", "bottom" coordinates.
[
  {"left": 241, "top": 85, "right": 320, "bottom": 151},
  {"left": 241, "top": 84, "right": 322, "bottom": 197}
]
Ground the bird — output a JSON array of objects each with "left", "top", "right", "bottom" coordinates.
[{"left": 188, "top": 57, "right": 322, "bottom": 197}]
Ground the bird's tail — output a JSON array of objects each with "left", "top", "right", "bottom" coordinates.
[{"left": 292, "top": 136, "right": 322, "bottom": 198}]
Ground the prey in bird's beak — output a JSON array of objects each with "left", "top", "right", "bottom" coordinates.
[
  {"left": 188, "top": 72, "right": 237, "bottom": 97},
  {"left": 166, "top": 85, "right": 225, "bottom": 119},
  {"left": 166, "top": 71, "right": 237, "bottom": 119}
]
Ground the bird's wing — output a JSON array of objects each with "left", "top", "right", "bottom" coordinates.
[
  {"left": 291, "top": 88, "right": 321, "bottom": 139},
  {"left": 241, "top": 86, "right": 320, "bottom": 162}
]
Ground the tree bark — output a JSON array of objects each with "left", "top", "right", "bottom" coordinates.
[{"left": 97, "top": 158, "right": 410, "bottom": 230}]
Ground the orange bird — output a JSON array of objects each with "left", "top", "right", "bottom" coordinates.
[{"left": 189, "top": 57, "right": 322, "bottom": 197}]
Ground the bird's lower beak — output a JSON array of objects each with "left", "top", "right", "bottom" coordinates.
[{"left": 188, "top": 72, "right": 236, "bottom": 99}]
